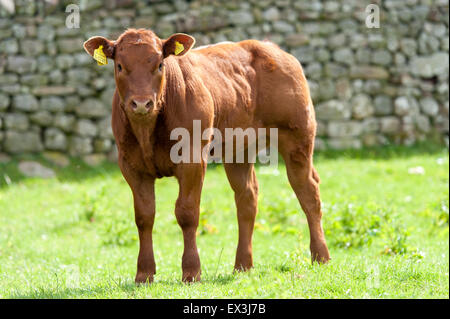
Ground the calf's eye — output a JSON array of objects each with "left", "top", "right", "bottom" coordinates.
[
  {"left": 117, "top": 63, "right": 122, "bottom": 72},
  {"left": 158, "top": 63, "right": 163, "bottom": 72}
]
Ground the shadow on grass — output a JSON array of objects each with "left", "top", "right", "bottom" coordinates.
[
  {"left": 9, "top": 283, "right": 139, "bottom": 299},
  {"left": 8, "top": 274, "right": 237, "bottom": 298},
  {"left": 1, "top": 142, "right": 447, "bottom": 188}
]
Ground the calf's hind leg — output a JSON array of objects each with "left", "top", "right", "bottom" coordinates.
[
  {"left": 224, "top": 163, "right": 258, "bottom": 271},
  {"left": 278, "top": 135, "right": 330, "bottom": 264}
]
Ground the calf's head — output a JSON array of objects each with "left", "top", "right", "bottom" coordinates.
[{"left": 83, "top": 29, "right": 195, "bottom": 118}]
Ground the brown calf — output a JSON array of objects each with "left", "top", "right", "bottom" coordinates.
[{"left": 83, "top": 28, "right": 330, "bottom": 283}]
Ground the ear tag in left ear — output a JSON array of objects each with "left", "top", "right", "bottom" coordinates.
[
  {"left": 93, "top": 45, "right": 107, "bottom": 66},
  {"left": 174, "top": 41, "right": 184, "bottom": 56}
]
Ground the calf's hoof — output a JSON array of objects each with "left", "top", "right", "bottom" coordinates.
[
  {"left": 182, "top": 272, "right": 201, "bottom": 283},
  {"left": 233, "top": 263, "right": 253, "bottom": 273},
  {"left": 311, "top": 254, "right": 331, "bottom": 264},
  {"left": 135, "top": 272, "right": 154, "bottom": 285},
  {"left": 311, "top": 247, "right": 331, "bottom": 264},
  {"left": 234, "top": 252, "right": 253, "bottom": 272}
]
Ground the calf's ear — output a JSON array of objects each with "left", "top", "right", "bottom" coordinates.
[
  {"left": 163, "top": 33, "right": 195, "bottom": 58},
  {"left": 83, "top": 36, "right": 115, "bottom": 59}
]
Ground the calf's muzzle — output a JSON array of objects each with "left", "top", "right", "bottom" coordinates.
[{"left": 130, "top": 98, "right": 154, "bottom": 115}]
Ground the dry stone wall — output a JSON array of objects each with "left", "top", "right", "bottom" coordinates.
[{"left": 0, "top": 0, "right": 448, "bottom": 161}]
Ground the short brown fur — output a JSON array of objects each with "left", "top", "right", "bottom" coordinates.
[{"left": 84, "top": 29, "right": 330, "bottom": 284}]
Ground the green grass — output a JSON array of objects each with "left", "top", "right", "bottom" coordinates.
[{"left": 0, "top": 143, "right": 448, "bottom": 298}]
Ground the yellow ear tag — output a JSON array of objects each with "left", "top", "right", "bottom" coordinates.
[
  {"left": 93, "top": 45, "right": 107, "bottom": 66},
  {"left": 174, "top": 41, "right": 184, "bottom": 56}
]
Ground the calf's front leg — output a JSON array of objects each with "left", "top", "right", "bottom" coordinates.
[
  {"left": 175, "top": 163, "right": 206, "bottom": 282},
  {"left": 119, "top": 159, "right": 156, "bottom": 284},
  {"left": 133, "top": 180, "right": 156, "bottom": 284}
]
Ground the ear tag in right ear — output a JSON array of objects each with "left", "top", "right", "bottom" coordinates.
[
  {"left": 93, "top": 45, "right": 107, "bottom": 66},
  {"left": 174, "top": 41, "right": 184, "bottom": 56}
]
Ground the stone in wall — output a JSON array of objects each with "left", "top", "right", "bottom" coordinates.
[
  {"left": 410, "top": 52, "right": 449, "bottom": 78},
  {"left": 4, "top": 131, "right": 43, "bottom": 153},
  {"left": 53, "top": 114, "right": 76, "bottom": 132},
  {"left": 420, "top": 97, "right": 439, "bottom": 116},
  {"left": 351, "top": 94, "right": 374, "bottom": 120},
  {"left": 44, "top": 127, "right": 67, "bottom": 151},
  {"left": 4, "top": 113, "right": 29, "bottom": 131},
  {"left": 69, "top": 136, "right": 93, "bottom": 156},
  {"left": 30, "top": 110, "right": 54, "bottom": 126},
  {"left": 76, "top": 99, "right": 109, "bottom": 118},
  {"left": 6, "top": 56, "right": 37, "bottom": 74},
  {"left": 315, "top": 100, "right": 351, "bottom": 121},
  {"left": 12, "top": 94, "right": 39, "bottom": 112},
  {"left": 75, "top": 119, "right": 98, "bottom": 137},
  {"left": 380, "top": 117, "right": 401, "bottom": 135}
]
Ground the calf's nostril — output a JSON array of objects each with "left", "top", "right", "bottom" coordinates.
[
  {"left": 131, "top": 101, "right": 138, "bottom": 109},
  {"left": 145, "top": 100, "right": 154, "bottom": 109}
]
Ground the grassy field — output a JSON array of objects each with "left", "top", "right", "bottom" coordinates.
[{"left": 0, "top": 143, "right": 448, "bottom": 298}]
